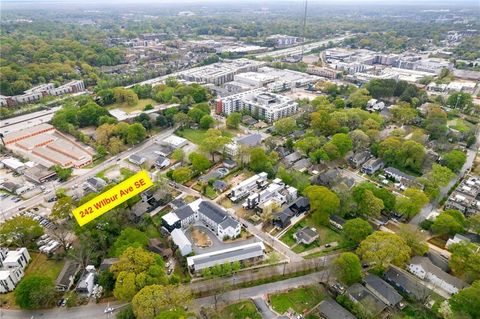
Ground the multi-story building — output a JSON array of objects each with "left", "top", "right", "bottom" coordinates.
[
  {"left": 162, "top": 199, "right": 241, "bottom": 240},
  {"left": 0, "top": 248, "right": 30, "bottom": 293},
  {"left": 445, "top": 175, "right": 480, "bottom": 216},
  {"left": 2, "top": 248, "right": 30, "bottom": 270},
  {"left": 0, "top": 81, "right": 85, "bottom": 107},
  {"left": 0, "top": 268, "right": 25, "bottom": 293},
  {"left": 217, "top": 88, "right": 298, "bottom": 123},
  {"left": 267, "top": 34, "right": 303, "bottom": 48},
  {"left": 407, "top": 256, "right": 467, "bottom": 295},
  {"left": 229, "top": 172, "right": 269, "bottom": 202}
]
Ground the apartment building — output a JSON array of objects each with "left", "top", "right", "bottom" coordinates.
[
  {"left": 0, "top": 248, "right": 30, "bottom": 293},
  {"left": 228, "top": 172, "right": 269, "bottom": 202},
  {"left": 267, "top": 34, "right": 303, "bottom": 48},
  {"left": 445, "top": 175, "right": 480, "bottom": 216},
  {"left": 217, "top": 88, "right": 298, "bottom": 123},
  {"left": 0, "top": 80, "right": 85, "bottom": 107}
]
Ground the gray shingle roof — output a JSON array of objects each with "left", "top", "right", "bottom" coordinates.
[
  {"left": 318, "top": 299, "right": 356, "bottom": 319},
  {"left": 364, "top": 274, "right": 403, "bottom": 306},
  {"left": 219, "top": 216, "right": 239, "bottom": 230},
  {"left": 384, "top": 266, "right": 431, "bottom": 301},
  {"left": 174, "top": 205, "right": 195, "bottom": 220},
  {"left": 410, "top": 256, "right": 467, "bottom": 289},
  {"left": 198, "top": 201, "right": 228, "bottom": 224}
]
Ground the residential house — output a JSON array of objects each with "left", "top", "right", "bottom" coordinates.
[
  {"left": 364, "top": 274, "right": 403, "bottom": 307},
  {"left": 361, "top": 158, "right": 384, "bottom": 175},
  {"left": 224, "top": 133, "right": 263, "bottom": 157},
  {"left": 281, "top": 151, "right": 302, "bottom": 168},
  {"left": 128, "top": 154, "right": 146, "bottom": 166},
  {"left": 346, "top": 283, "right": 387, "bottom": 316},
  {"left": 55, "top": 261, "right": 81, "bottom": 292},
  {"left": 169, "top": 198, "right": 187, "bottom": 210},
  {"left": 384, "top": 266, "right": 431, "bottom": 301},
  {"left": 99, "top": 258, "right": 118, "bottom": 272},
  {"left": 0, "top": 268, "right": 25, "bottom": 293},
  {"left": 293, "top": 227, "right": 319, "bottom": 245},
  {"left": 384, "top": 167, "right": 422, "bottom": 189},
  {"left": 273, "top": 207, "right": 295, "bottom": 229},
  {"left": 154, "top": 155, "right": 170, "bottom": 169},
  {"left": 229, "top": 172, "right": 268, "bottom": 202},
  {"left": 76, "top": 271, "right": 96, "bottom": 296},
  {"left": 311, "top": 169, "right": 340, "bottom": 188},
  {"left": 317, "top": 299, "right": 356, "bottom": 319},
  {"left": 1, "top": 248, "right": 30, "bottom": 270},
  {"left": 329, "top": 215, "right": 346, "bottom": 230},
  {"left": 348, "top": 151, "right": 371, "bottom": 168},
  {"left": 213, "top": 180, "right": 228, "bottom": 192},
  {"left": 292, "top": 158, "right": 312, "bottom": 172},
  {"left": 407, "top": 256, "right": 467, "bottom": 295},
  {"left": 222, "top": 159, "right": 237, "bottom": 169},
  {"left": 85, "top": 177, "right": 107, "bottom": 192},
  {"left": 171, "top": 229, "right": 192, "bottom": 256}
]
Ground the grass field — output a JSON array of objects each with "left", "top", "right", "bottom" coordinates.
[
  {"left": 216, "top": 300, "right": 262, "bottom": 319},
  {"left": 25, "top": 253, "right": 65, "bottom": 280},
  {"left": 279, "top": 217, "right": 342, "bottom": 253},
  {"left": 107, "top": 98, "right": 157, "bottom": 113},
  {"left": 175, "top": 128, "right": 233, "bottom": 145},
  {"left": 269, "top": 285, "right": 324, "bottom": 315}
]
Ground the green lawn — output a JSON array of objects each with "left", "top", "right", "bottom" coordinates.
[
  {"left": 269, "top": 285, "right": 324, "bottom": 314},
  {"left": 279, "top": 217, "right": 342, "bottom": 253},
  {"left": 107, "top": 98, "right": 157, "bottom": 113},
  {"left": 25, "top": 253, "right": 65, "bottom": 281},
  {"left": 217, "top": 300, "right": 262, "bottom": 319},
  {"left": 448, "top": 118, "right": 473, "bottom": 133},
  {"left": 204, "top": 185, "right": 217, "bottom": 199},
  {"left": 175, "top": 128, "right": 233, "bottom": 145}
]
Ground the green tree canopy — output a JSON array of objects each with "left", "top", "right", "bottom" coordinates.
[
  {"left": 132, "top": 284, "right": 192, "bottom": 319},
  {"left": 15, "top": 276, "right": 56, "bottom": 309},
  {"left": 342, "top": 218, "right": 373, "bottom": 246},
  {"left": 0, "top": 216, "right": 43, "bottom": 247},
  {"left": 304, "top": 185, "right": 340, "bottom": 225},
  {"left": 335, "top": 252, "right": 362, "bottom": 285},
  {"left": 449, "top": 280, "right": 480, "bottom": 319}
]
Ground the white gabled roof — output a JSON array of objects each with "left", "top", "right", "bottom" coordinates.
[
  {"left": 162, "top": 212, "right": 180, "bottom": 226},
  {"left": 171, "top": 228, "right": 191, "bottom": 249}
]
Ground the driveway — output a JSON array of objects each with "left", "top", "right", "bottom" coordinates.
[
  {"left": 184, "top": 224, "right": 258, "bottom": 254},
  {"left": 252, "top": 296, "right": 278, "bottom": 319}
]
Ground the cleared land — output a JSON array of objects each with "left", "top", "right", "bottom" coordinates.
[
  {"left": 269, "top": 285, "right": 324, "bottom": 315},
  {"left": 107, "top": 98, "right": 157, "bottom": 112}
]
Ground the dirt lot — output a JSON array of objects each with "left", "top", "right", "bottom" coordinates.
[{"left": 190, "top": 227, "right": 212, "bottom": 247}]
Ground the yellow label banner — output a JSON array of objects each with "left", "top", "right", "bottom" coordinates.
[{"left": 72, "top": 170, "right": 153, "bottom": 226}]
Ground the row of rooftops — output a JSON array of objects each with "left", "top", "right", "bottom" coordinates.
[{"left": 445, "top": 175, "right": 480, "bottom": 215}]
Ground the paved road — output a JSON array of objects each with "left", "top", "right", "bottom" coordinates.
[
  {"left": 410, "top": 128, "right": 479, "bottom": 225},
  {"left": 0, "top": 128, "right": 175, "bottom": 222},
  {"left": 193, "top": 270, "right": 332, "bottom": 313},
  {"left": 253, "top": 35, "right": 352, "bottom": 59}
]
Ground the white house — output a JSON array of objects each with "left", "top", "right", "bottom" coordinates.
[
  {"left": 0, "top": 268, "right": 25, "bottom": 293},
  {"left": 1, "top": 248, "right": 30, "bottom": 270},
  {"left": 407, "top": 256, "right": 467, "bottom": 295},
  {"left": 171, "top": 229, "right": 192, "bottom": 256},
  {"left": 128, "top": 154, "right": 146, "bottom": 166}
]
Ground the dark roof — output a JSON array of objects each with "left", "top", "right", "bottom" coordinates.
[
  {"left": 329, "top": 215, "right": 346, "bottom": 225},
  {"left": 410, "top": 256, "right": 467, "bottom": 289},
  {"left": 198, "top": 201, "right": 228, "bottom": 224},
  {"left": 56, "top": 261, "right": 80, "bottom": 287},
  {"left": 289, "top": 196, "right": 310, "bottom": 212},
  {"left": 219, "top": 216, "right": 239, "bottom": 229},
  {"left": 170, "top": 198, "right": 186, "bottom": 209},
  {"left": 99, "top": 258, "right": 118, "bottom": 272},
  {"left": 318, "top": 299, "right": 356, "bottom": 319},
  {"left": 237, "top": 134, "right": 262, "bottom": 146},
  {"left": 275, "top": 207, "right": 295, "bottom": 223},
  {"left": 427, "top": 251, "right": 449, "bottom": 272},
  {"left": 346, "top": 283, "right": 387, "bottom": 316},
  {"left": 292, "top": 158, "right": 311, "bottom": 170},
  {"left": 155, "top": 155, "right": 168, "bottom": 164},
  {"left": 294, "top": 227, "right": 318, "bottom": 243},
  {"left": 384, "top": 266, "right": 431, "bottom": 300},
  {"left": 223, "top": 159, "right": 237, "bottom": 166},
  {"left": 129, "top": 154, "right": 145, "bottom": 162},
  {"left": 283, "top": 151, "right": 302, "bottom": 165},
  {"left": 364, "top": 274, "right": 403, "bottom": 306},
  {"left": 213, "top": 180, "right": 228, "bottom": 191},
  {"left": 174, "top": 205, "right": 195, "bottom": 220},
  {"left": 311, "top": 168, "right": 340, "bottom": 187}
]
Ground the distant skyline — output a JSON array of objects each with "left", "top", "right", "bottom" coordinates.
[{"left": 1, "top": 0, "right": 479, "bottom": 3}]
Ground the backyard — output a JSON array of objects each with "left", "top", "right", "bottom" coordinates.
[
  {"left": 107, "top": 98, "right": 157, "bottom": 113},
  {"left": 279, "top": 217, "right": 342, "bottom": 254},
  {"left": 175, "top": 128, "right": 233, "bottom": 145},
  {"left": 210, "top": 300, "right": 262, "bottom": 319},
  {"left": 269, "top": 285, "right": 325, "bottom": 315}
]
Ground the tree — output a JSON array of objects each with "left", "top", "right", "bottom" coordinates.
[
  {"left": 189, "top": 152, "right": 212, "bottom": 173},
  {"left": 0, "top": 216, "right": 43, "bottom": 247},
  {"left": 53, "top": 165, "right": 73, "bottom": 181},
  {"left": 349, "top": 129, "right": 370, "bottom": 152},
  {"left": 51, "top": 196, "right": 74, "bottom": 220},
  {"left": 171, "top": 167, "right": 192, "bottom": 184},
  {"left": 450, "top": 280, "right": 480, "bottom": 319},
  {"left": 342, "top": 218, "right": 373, "bottom": 246},
  {"left": 274, "top": 117, "right": 296, "bottom": 136},
  {"left": 431, "top": 210, "right": 466, "bottom": 236},
  {"left": 425, "top": 106, "right": 447, "bottom": 140},
  {"left": 171, "top": 148, "right": 185, "bottom": 163},
  {"left": 15, "top": 276, "right": 56, "bottom": 309},
  {"left": 442, "top": 150, "right": 467, "bottom": 172},
  {"left": 249, "top": 147, "right": 275, "bottom": 176},
  {"left": 200, "top": 129, "right": 231, "bottom": 161},
  {"left": 111, "top": 247, "right": 167, "bottom": 301},
  {"left": 426, "top": 164, "right": 455, "bottom": 187},
  {"left": 111, "top": 228, "right": 149, "bottom": 257},
  {"left": 199, "top": 114, "right": 214, "bottom": 129},
  {"left": 397, "top": 224, "right": 428, "bottom": 256},
  {"left": 329, "top": 133, "right": 353, "bottom": 156},
  {"left": 398, "top": 140, "right": 425, "bottom": 173},
  {"left": 358, "top": 190, "right": 384, "bottom": 218},
  {"left": 173, "top": 112, "right": 190, "bottom": 128},
  {"left": 304, "top": 185, "right": 340, "bottom": 225},
  {"left": 447, "top": 92, "right": 473, "bottom": 110},
  {"left": 356, "top": 231, "right": 411, "bottom": 271},
  {"left": 187, "top": 107, "right": 206, "bottom": 123},
  {"left": 226, "top": 112, "right": 242, "bottom": 129},
  {"left": 335, "top": 252, "right": 362, "bottom": 285},
  {"left": 390, "top": 103, "right": 417, "bottom": 125},
  {"left": 448, "top": 242, "right": 480, "bottom": 282},
  {"left": 395, "top": 188, "right": 429, "bottom": 219},
  {"left": 126, "top": 123, "right": 147, "bottom": 145},
  {"left": 347, "top": 88, "right": 371, "bottom": 109},
  {"left": 132, "top": 284, "right": 192, "bottom": 319}
]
